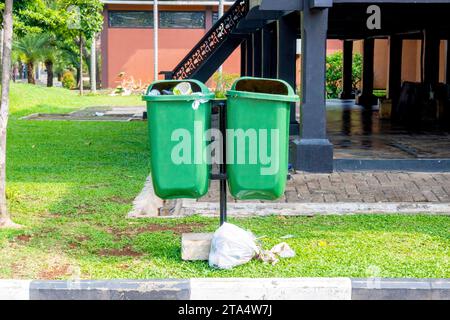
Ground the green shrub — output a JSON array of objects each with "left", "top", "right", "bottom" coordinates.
[
  {"left": 213, "top": 72, "right": 240, "bottom": 98},
  {"left": 326, "top": 51, "right": 362, "bottom": 99},
  {"left": 62, "top": 71, "right": 76, "bottom": 90}
]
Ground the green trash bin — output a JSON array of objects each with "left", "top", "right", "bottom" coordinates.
[
  {"left": 143, "top": 80, "right": 214, "bottom": 199},
  {"left": 226, "top": 77, "right": 300, "bottom": 200}
]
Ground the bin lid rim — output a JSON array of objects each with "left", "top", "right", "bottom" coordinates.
[
  {"left": 226, "top": 89, "right": 300, "bottom": 103},
  {"left": 142, "top": 92, "right": 215, "bottom": 101},
  {"left": 145, "top": 79, "right": 212, "bottom": 95},
  {"left": 230, "top": 76, "right": 297, "bottom": 96}
]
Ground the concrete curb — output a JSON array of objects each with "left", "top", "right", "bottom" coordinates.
[
  {"left": 1, "top": 278, "right": 449, "bottom": 300},
  {"left": 176, "top": 201, "right": 450, "bottom": 216}
]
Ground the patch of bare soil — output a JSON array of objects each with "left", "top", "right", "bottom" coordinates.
[
  {"left": 68, "top": 236, "right": 90, "bottom": 249},
  {"left": 98, "top": 246, "right": 142, "bottom": 257},
  {"left": 15, "top": 234, "right": 32, "bottom": 243},
  {"left": 38, "top": 264, "right": 71, "bottom": 280},
  {"left": 108, "top": 222, "right": 206, "bottom": 238}
]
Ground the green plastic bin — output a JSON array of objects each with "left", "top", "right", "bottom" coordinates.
[
  {"left": 226, "top": 77, "right": 300, "bottom": 200},
  {"left": 143, "top": 80, "right": 214, "bottom": 199}
]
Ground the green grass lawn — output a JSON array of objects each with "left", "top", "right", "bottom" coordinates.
[{"left": 0, "top": 83, "right": 449, "bottom": 279}]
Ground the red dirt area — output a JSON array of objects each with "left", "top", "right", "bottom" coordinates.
[
  {"left": 38, "top": 264, "right": 71, "bottom": 280},
  {"left": 15, "top": 234, "right": 32, "bottom": 243},
  {"left": 98, "top": 246, "right": 142, "bottom": 257},
  {"left": 109, "top": 222, "right": 206, "bottom": 238}
]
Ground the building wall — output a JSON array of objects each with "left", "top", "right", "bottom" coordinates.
[
  {"left": 102, "top": 4, "right": 450, "bottom": 91},
  {"left": 101, "top": 4, "right": 240, "bottom": 88}
]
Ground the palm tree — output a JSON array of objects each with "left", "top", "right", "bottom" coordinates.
[
  {"left": 40, "top": 35, "right": 59, "bottom": 87},
  {"left": 13, "top": 33, "right": 52, "bottom": 84}
]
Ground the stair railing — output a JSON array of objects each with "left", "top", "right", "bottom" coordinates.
[{"left": 169, "top": 0, "right": 249, "bottom": 80}]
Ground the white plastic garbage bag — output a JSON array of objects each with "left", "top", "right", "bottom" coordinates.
[{"left": 209, "top": 223, "right": 259, "bottom": 270}]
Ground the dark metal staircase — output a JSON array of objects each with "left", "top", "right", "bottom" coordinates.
[{"left": 164, "top": 0, "right": 249, "bottom": 82}]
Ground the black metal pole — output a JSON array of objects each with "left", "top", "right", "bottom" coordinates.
[{"left": 218, "top": 101, "right": 227, "bottom": 225}]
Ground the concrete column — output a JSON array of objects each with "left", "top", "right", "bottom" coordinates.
[
  {"left": 278, "top": 16, "right": 299, "bottom": 136},
  {"left": 340, "top": 40, "right": 354, "bottom": 99},
  {"left": 291, "top": 3, "right": 333, "bottom": 173},
  {"left": 424, "top": 30, "right": 440, "bottom": 86},
  {"left": 356, "top": 38, "right": 378, "bottom": 107},
  {"left": 388, "top": 35, "right": 402, "bottom": 109}
]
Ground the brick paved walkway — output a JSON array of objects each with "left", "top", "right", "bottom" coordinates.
[{"left": 198, "top": 172, "right": 450, "bottom": 203}]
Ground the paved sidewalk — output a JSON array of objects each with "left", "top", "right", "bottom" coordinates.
[
  {"left": 200, "top": 172, "right": 450, "bottom": 203},
  {"left": 130, "top": 172, "right": 450, "bottom": 217}
]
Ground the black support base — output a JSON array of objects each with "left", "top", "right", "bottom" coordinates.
[
  {"left": 355, "top": 94, "right": 378, "bottom": 107},
  {"left": 290, "top": 138, "right": 334, "bottom": 173},
  {"left": 340, "top": 92, "right": 355, "bottom": 100}
]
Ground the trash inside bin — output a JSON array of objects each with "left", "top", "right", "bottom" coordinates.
[
  {"left": 226, "top": 77, "right": 299, "bottom": 200},
  {"left": 143, "top": 80, "right": 214, "bottom": 199}
]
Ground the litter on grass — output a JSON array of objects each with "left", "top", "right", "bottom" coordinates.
[{"left": 208, "top": 223, "right": 295, "bottom": 270}]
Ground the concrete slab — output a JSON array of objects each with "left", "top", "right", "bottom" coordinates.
[
  {"left": 190, "top": 278, "right": 352, "bottom": 300},
  {"left": 181, "top": 233, "right": 213, "bottom": 261},
  {"left": 0, "top": 280, "right": 31, "bottom": 300}
]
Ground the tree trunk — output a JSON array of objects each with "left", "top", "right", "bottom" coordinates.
[
  {"left": 27, "top": 61, "right": 35, "bottom": 84},
  {"left": 96, "top": 54, "right": 101, "bottom": 88},
  {"left": 19, "top": 63, "right": 23, "bottom": 80},
  {"left": 45, "top": 60, "right": 54, "bottom": 87},
  {"left": 0, "top": 28, "right": 4, "bottom": 82},
  {"left": 76, "top": 67, "right": 80, "bottom": 86},
  {"left": 0, "top": 0, "right": 20, "bottom": 228},
  {"left": 79, "top": 32, "right": 84, "bottom": 96},
  {"left": 90, "top": 35, "right": 96, "bottom": 93},
  {"left": 81, "top": 38, "right": 93, "bottom": 90}
]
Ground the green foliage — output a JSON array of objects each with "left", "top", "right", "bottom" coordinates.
[
  {"left": 212, "top": 72, "right": 240, "bottom": 98},
  {"left": 326, "top": 51, "right": 362, "bottom": 99},
  {"left": 13, "top": 33, "right": 53, "bottom": 64},
  {"left": 12, "top": 0, "right": 68, "bottom": 37},
  {"left": 9, "top": 0, "right": 104, "bottom": 87},
  {"left": 62, "top": 0, "right": 103, "bottom": 41},
  {"left": 62, "top": 70, "right": 76, "bottom": 89}
]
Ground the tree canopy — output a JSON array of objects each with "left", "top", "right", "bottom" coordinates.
[{"left": 0, "top": 0, "right": 104, "bottom": 40}]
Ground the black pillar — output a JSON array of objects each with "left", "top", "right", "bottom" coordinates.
[
  {"left": 388, "top": 36, "right": 403, "bottom": 109},
  {"left": 253, "top": 29, "right": 262, "bottom": 77},
  {"left": 262, "top": 24, "right": 274, "bottom": 78},
  {"left": 424, "top": 30, "right": 440, "bottom": 87},
  {"left": 340, "top": 40, "right": 354, "bottom": 99},
  {"left": 269, "top": 22, "right": 278, "bottom": 79},
  {"left": 291, "top": 3, "right": 333, "bottom": 173},
  {"left": 356, "top": 38, "right": 378, "bottom": 107},
  {"left": 278, "top": 16, "right": 299, "bottom": 136},
  {"left": 240, "top": 40, "right": 247, "bottom": 77},
  {"left": 246, "top": 34, "right": 254, "bottom": 76}
]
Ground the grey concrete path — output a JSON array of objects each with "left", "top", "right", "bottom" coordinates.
[{"left": 22, "top": 106, "right": 145, "bottom": 122}]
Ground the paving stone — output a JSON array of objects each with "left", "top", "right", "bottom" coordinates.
[{"left": 192, "top": 172, "right": 450, "bottom": 205}]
